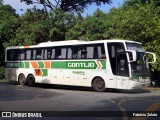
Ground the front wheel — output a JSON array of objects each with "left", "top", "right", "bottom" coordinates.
[
  {"left": 92, "top": 78, "right": 106, "bottom": 92},
  {"left": 27, "top": 74, "right": 35, "bottom": 87}
]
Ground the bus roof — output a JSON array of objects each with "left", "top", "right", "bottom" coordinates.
[{"left": 6, "top": 39, "right": 142, "bottom": 49}]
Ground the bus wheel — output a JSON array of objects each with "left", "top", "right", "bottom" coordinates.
[
  {"left": 27, "top": 75, "right": 35, "bottom": 87},
  {"left": 18, "top": 74, "right": 26, "bottom": 85},
  {"left": 92, "top": 78, "right": 106, "bottom": 92}
]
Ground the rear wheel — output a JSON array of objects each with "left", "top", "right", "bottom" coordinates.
[
  {"left": 92, "top": 78, "right": 106, "bottom": 92},
  {"left": 27, "top": 74, "right": 35, "bottom": 87},
  {"left": 18, "top": 74, "right": 26, "bottom": 85}
]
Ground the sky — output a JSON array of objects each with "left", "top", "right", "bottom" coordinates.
[{"left": 3, "top": 0, "right": 125, "bottom": 16}]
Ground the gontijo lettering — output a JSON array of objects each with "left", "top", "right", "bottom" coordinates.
[{"left": 68, "top": 62, "right": 95, "bottom": 68}]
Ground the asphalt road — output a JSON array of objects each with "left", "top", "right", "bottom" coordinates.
[{"left": 0, "top": 81, "right": 160, "bottom": 120}]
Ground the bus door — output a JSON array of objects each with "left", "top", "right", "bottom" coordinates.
[
  {"left": 116, "top": 52, "right": 129, "bottom": 89},
  {"left": 107, "top": 42, "right": 129, "bottom": 89}
]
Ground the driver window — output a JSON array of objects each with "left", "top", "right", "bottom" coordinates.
[{"left": 107, "top": 42, "right": 128, "bottom": 76}]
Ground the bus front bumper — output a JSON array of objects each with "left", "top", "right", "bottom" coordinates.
[{"left": 128, "top": 81, "right": 150, "bottom": 89}]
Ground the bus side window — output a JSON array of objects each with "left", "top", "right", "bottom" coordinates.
[
  {"left": 32, "top": 50, "right": 36, "bottom": 60},
  {"left": 86, "top": 46, "right": 94, "bottom": 59},
  {"left": 55, "top": 47, "right": 67, "bottom": 59},
  {"left": 81, "top": 47, "right": 86, "bottom": 59},
  {"left": 36, "top": 49, "right": 43, "bottom": 60},
  {"left": 21, "top": 50, "right": 26, "bottom": 60},
  {"left": 96, "top": 44, "right": 106, "bottom": 59},
  {"left": 44, "top": 49, "right": 51, "bottom": 60},
  {"left": 17, "top": 50, "right": 25, "bottom": 60},
  {"left": 51, "top": 48, "right": 55, "bottom": 59},
  {"left": 7, "top": 50, "right": 16, "bottom": 61},
  {"left": 71, "top": 46, "right": 79, "bottom": 59},
  {"left": 26, "top": 50, "right": 31, "bottom": 60},
  {"left": 55, "top": 48, "right": 61, "bottom": 59},
  {"left": 67, "top": 48, "right": 72, "bottom": 59},
  {"left": 61, "top": 48, "right": 67, "bottom": 59}
]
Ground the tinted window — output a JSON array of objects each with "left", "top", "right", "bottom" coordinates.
[
  {"left": 107, "top": 42, "right": 126, "bottom": 75},
  {"left": 7, "top": 49, "right": 17, "bottom": 61},
  {"left": 6, "top": 43, "right": 106, "bottom": 61},
  {"left": 26, "top": 50, "right": 31, "bottom": 60},
  {"left": 55, "top": 47, "right": 67, "bottom": 59},
  {"left": 67, "top": 44, "right": 105, "bottom": 59}
]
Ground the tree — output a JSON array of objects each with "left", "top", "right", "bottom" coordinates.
[
  {"left": 5, "top": 8, "right": 73, "bottom": 46},
  {"left": 104, "top": 0, "right": 160, "bottom": 72},
  {"left": 20, "top": 0, "right": 112, "bottom": 12},
  {"left": 0, "top": 5, "right": 18, "bottom": 66},
  {"left": 66, "top": 0, "right": 160, "bottom": 72},
  {"left": 124, "top": 0, "right": 160, "bottom": 7},
  {"left": 65, "top": 12, "right": 87, "bottom": 40},
  {"left": 6, "top": 8, "right": 51, "bottom": 46},
  {"left": 66, "top": 9, "right": 109, "bottom": 41}
]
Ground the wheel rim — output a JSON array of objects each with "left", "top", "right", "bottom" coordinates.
[{"left": 96, "top": 80, "right": 104, "bottom": 89}]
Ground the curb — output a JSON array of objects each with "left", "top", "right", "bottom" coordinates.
[{"left": 0, "top": 80, "right": 9, "bottom": 83}]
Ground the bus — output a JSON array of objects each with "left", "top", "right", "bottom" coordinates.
[{"left": 5, "top": 40, "right": 156, "bottom": 92}]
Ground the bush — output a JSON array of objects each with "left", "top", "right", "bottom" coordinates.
[{"left": 0, "top": 66, "right": 5, "bottom": 79}]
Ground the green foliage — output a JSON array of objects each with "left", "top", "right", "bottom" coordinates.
[
  {"left": 66, "top": 9, "right": 108, "bottom": 41},
  {"left": 1, "top": 0, "right": 160, "bottom": 74},
  {"left": 49, "top": 9, "right": 69, "bottom": 41},
  {"left": 104, "top": 3, "right": 160, "bottom": 42},
  {"left": 0, "top": 5, "right": 18, "bottom": 66},
  {"left": 5, "top": 8, "right": 71, "bottom": 47},
  {"left": 6, "top": 9, "right": 50, "bottom": 46},
  {"left": 0, "top": 66, "right": 5, "bottom": 79},
  {"left": 66, "top": 1, "right": 160, "bottom": 72},
  {"left": 65, "top": 12, "right": 87, "bottom": 40},
  {"left": 145, "top": 40, "right": 160, "bottom": 71},
  {"left": 0, "top": 5, "right": 18, "bottom": 43},
  {"left": 83, "top": 9, "right": 108, "bottom": 40},
  {"left": 107, "top": 0, "right": 160, "bottom": 71}
]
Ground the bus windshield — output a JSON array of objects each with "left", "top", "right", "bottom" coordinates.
[{"left": 126, "top": 42, "right": 150, "bottom": 80}]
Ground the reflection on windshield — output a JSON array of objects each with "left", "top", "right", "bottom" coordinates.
[
  {"left": 126, "top": 42, "right": 150, "bottom": 77},
  {"left": 126, "top": 42, "right": 145, "bottom": 52},
  {"left": 131, "top": 53, "right": 149, "bottom": 75}
]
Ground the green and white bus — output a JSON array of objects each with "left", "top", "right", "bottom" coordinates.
[{"left": 5, "top": 40, "right": 156, "bottom": 92}]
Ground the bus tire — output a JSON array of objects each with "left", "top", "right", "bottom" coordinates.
[
  {"left": 92, "top": 77, "right": 106, "bottom": 92},
  {"left": 27, "top": 74, "right": 35, "bottom": 87},
  {"left": 18, "top": 74, "right": 26, "bottom": 85}
]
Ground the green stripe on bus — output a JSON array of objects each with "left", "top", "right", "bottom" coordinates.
[
  {"left": 101, "top": 60, "right": 106, "bottom": 69},
  {"left": 38, "top": 62, "right": 45, "bottom": 68},
  {"left": 51, "top": 61, "right": 67, "bottom": 68},
  {"left": 51, "top": 60, "right": 106, "bottom": 69},
  {"left": 41, "top": 69, "right": 48, "bottom": 76},
  {"left": 24, "top": 62, "right": 29, "bottom": 68},
  {"left": 5, "top": 60, "right": 106, "bottom": 69}
]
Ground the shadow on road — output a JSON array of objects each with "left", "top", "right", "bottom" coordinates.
[{"left": 1, "top": 81, "right": 151, "bottom": 94}]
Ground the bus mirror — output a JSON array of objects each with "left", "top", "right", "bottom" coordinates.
[
  {"left": 146, "top": 52, "right": 156, "bottom": 63},
  {"left": 126, "top": 50, "right": 137, "bottom": 62}
]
